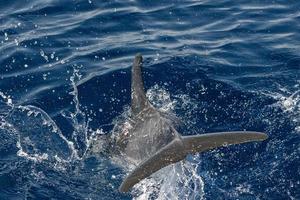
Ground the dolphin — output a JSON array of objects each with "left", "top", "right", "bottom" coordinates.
[{"left": 113, "top": 54, "right": 268, "bottom": 193}]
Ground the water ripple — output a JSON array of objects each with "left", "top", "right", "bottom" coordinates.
[{"left": 1, "top": 0, "right": 300, "bottom": 199}]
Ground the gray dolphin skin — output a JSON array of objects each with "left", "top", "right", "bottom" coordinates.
[{"left": 116, "top": 54, "right": 268, "bottom": 193}]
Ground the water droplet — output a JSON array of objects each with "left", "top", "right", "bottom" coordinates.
[
  {"left": 50, "top": 52, "right": 55, "bottom": 59},
  {"left": 15, "top": 39, "right": 19, "bottom": 46},
  {"left": 4, "top": 32, "right": 8, "bottom": 41},
  {"left": 7, "top": 98, "right": 12, "bottom": 105}
]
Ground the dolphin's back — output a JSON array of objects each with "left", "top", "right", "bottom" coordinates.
[
  {"left": 127, "top": 55, "right": 179, "bottom": 162},
  {"left": 124, "top": 108, "right": 178, "bottom": 162}
]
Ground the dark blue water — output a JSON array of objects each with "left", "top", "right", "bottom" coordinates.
[{"left": 1, "top": 0, "right": 299, "bottom": 199}]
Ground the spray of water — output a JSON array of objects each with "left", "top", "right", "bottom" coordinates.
[
  {"left": 1, "top": 71, "right": 206, "bottom": 199},
  {"left": 262, "top": 82, "right": 300, "bottom": 133},
  {"left": 0, "top": 68, "right": 104, "bottom": 167},
  {"left": 111, "top": 85, "right": 206, "bottom": 200},
  {"left": 0, "top": 90, "right": 78, "bottom": 168}
]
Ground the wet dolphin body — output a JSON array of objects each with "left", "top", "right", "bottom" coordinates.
[{"left": 115, "top": 54, "right": 268, "bottom": 192}]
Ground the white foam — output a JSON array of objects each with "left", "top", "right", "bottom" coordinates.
[
  {"left": 266, "top": 87, "right": 300, "bottom": 133},
  {"left": 133, "top": 160, "right": 205, "bottom": 200},
  {"left": 0, "top": 91, "right": 13, "bottom": 106},
  {"left": 146, "top": 84, "right": 178, "bottom": 112}
]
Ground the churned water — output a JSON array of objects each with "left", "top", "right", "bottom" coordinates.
[{"left": 0, "top": 0, "right": 299, "bottom": 199}]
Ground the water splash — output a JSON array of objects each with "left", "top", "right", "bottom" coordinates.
[
  {"left": 0, "top": 92, "right": 71, "bottom": 170},
  {"left": 263, "top": 83, "right": 300, "bottom": 133},
  {"left": 113, "top": 85, "right": 206, "bottom": 199},
  {"left": 61, "top": 68, "right": 106, "bottom": 158},
  {"left": 0, "top": 68, "right": 105, "bottom": 168},
  {"left": 132, "top": 159, "right": 204, "bottom": 200},
  {"left": 1, "top": 104, "right": 77, "bottom": 166},
  {"left": 146, "top": 84, "right": 177, "bottom": 112},
  {"left": 61, "top": 68, "right": 90, "bottom": 158}
]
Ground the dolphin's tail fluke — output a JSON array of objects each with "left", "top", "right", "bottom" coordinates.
[
  {"left": 182, "top": 131, "right": 268, "bottom": 154},
  {"left": 119, "top": 131, "right": 267, "bottom": 193}
]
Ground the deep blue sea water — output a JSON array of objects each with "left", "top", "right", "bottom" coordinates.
[{"left": 0, "top": 0, "right": 299, "bottom": 199}]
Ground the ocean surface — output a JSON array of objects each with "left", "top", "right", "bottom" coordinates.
[{"left": 0, "top": 0, "right": 299, "bottom": 199}]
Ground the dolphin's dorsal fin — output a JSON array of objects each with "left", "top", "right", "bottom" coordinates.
[
  {"left": 119, "top": 131, "right": 268, "bottom": 192},
  {"left": 131, "top": 54, "right": 149, "bottom": 115}
]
